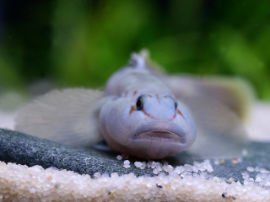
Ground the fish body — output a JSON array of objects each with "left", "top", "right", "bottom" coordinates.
[
  {"left": 99, "top": 53, "right": 196, "bottom": 159},
  {"left": 15, "top": 51, "right": 253, "bottom": 159}
]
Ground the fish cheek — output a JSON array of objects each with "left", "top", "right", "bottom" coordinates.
[{"left": 98, "top": 100, "right": 132, "bottom": 147}]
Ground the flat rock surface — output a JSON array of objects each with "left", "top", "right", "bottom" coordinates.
[{"left": 0, "top": 128, "right": 269, "bottom": 183}]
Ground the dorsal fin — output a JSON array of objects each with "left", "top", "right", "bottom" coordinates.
[
  {"left": 129, "top": 50, "right": 149, "bottom": 69},
  {"left": 129, "top": 49, "right": 167, "bottom": 77}
]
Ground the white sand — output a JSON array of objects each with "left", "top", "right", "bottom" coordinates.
[
  {"left": 1, "top": 161, "right": 270, "bottom": 202},
  {"left": 0, "top": 103, "right": 270, "bottom": 201}
]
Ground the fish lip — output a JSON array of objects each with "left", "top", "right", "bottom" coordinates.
[{"left": 132, "top": 129, "right": 186, "bottom": 144}]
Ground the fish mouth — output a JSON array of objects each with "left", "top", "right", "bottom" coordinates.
[{"left": 133, "top": 129, "right": 186, "bottom": 143}]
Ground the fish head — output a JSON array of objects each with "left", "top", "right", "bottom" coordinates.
[{"left": 99, "top": 94, "right": 196, "bottom": 159}]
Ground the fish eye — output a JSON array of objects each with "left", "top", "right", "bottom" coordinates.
[
  {"left": 136, "top": 96, "right": 144, "bottom": 110},
  {"left": 174, "top": 101, "right": 178, "bottom": 110}
]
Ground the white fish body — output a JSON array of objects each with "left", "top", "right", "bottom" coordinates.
[{"left": 15, "top": 51, "right": 253, "bottom": 159}]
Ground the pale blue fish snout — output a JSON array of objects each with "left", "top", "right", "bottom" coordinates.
[
  {"left": 99, "top": 92, "right": 197, "bottom": 159},
  {"left": 141, "top": 95, "right": 177, "bottom": 121}
]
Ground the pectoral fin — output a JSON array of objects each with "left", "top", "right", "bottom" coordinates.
[
  {"left": 15, "top": 88, "right": 105, "bottom": 147},
  {"left": 164, "top": 75, "right": 254, "bottom": 158},
  {"left": 166, "top": 75, "right": 254, "bottom": 121},
  {"left": 181, "top": 95, "right": 248, "bottom": 158}
]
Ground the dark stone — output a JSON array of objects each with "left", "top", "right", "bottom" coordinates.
[
  {"left": 0, "top": 129, "right": 152, "bottom": 176},
  {"left": 0, "top": 128, "right": 269, "bottom": 183}
]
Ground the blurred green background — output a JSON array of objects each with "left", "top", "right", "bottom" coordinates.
[{"left": 0, "top": 0, "right": 270, "bottom": 100}]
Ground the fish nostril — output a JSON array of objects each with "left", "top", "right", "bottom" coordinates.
[{"left": 136, "top": 95, "right": 144, "bottom": 110}]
